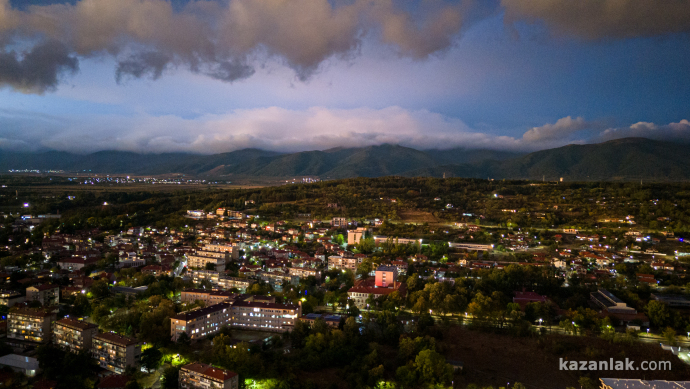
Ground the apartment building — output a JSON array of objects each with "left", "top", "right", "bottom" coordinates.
[
  {"left": 0, "top": 290, "right": 25, "bottom": 307},
  {"left": 180, "top": 362, "right": 239, "bottom": 389},
  {"left": 288, "top": 267, "right": 322, "bottom": 280},
  {"left": 257, "top": 271, "right": 298, "bottom": 290},
  {"left": 92, "top": 332, "right": 141, "bottom": 374},
  {"left": 331, "top": 217, "right": 347, "bottom": 227},
  {"left": 217, "top": 277, "right": 253, "bottom": 293},
  {"left": 374, "top": 265, "right": 398, "bottom": 288},
  {"left": 26, "top": 284, "right": 60, "bottom": 306},
  {"left": 53, "top": 317, "right": 98, "bottom": 353},
  {"left": 7, "top": 308, "right": 56, "bottom": 343},
  {"left": 170, "top": 303, "right": 232, "bottom": 342},
  {"left": 191, "top": 269, "right": 221, "bottom": 285},
  {"left": 328, "top": 255, "right": 362, "bottom": 272},
  {"left": 187, "top": 250, "right": 228, "bottom": 272},
  {"left": 230, "top": 300, "right": 300, "bottom": 332},
  {"left": 347, "top": 227, "right": 370, "bottom": 245},
  {"left": 181, "top": 289, "right": 236, "bottom": 306},
  {"left": 204, "top": 244, "right": 240, "bottom": 260}
]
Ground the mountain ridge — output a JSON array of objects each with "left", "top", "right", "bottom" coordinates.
[{"left": 1, "top": 138, "right": 688, "bottom": 181}]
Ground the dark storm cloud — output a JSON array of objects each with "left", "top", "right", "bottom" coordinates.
[
  {"left": 502, "top": 0, "right": 690, "bottom": 40},
  {"left": 206, "top": 59, "right": 255, "bottom": 82},
  {"left": 0, "top": 40, "right": 78, "bottom": 93},
  {"left": 0, "top": 0, "right": 474, "bottom": 92},
  {"left": 115, "top": 51, "right": 171, "bottom": 83}
]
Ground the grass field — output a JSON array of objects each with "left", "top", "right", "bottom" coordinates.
[{"left": 440, "top": 326, "right": 690, "bottom": 388}]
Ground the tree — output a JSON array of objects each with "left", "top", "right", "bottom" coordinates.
[
  {"left": 124, "top": 381, "right": 141, "bottom": 389},
  {"left": 578, "top": 377, "right": 597, "bottom": 389},
  {"left": 359, "top": 237, "right": 376, "bottom": 254},
  {"left": 205, "top": 262, "right": 217, "bottom": 271},
  {"left": 140, "top": 347, "right": 163, "bottom": 372},
  {"left": 72, "top": 294, "right": 91, "bottom": 316},
  {"left": 646, "top": 300, "right": 670, "bottom": 328},
  {"left": 662, "top": 327, "right": 677, "bottom": 346},
  {"left": 414, "top": 349, "right": 453, "bottom": 385},
  {"left": 177, "top": 332, "right": 191, "bottom": 347},
  {"left": 90, "top": 279, "right": 111, "bottom": 299},
  {"left": 161, "top": 366, "right": 180, "bottom": 389}
]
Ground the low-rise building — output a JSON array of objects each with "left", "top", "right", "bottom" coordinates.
[
  {"left": 651, "top": 294, "right": 690, "bottom": 308},
  {"left": 180, "top": 362, "right": 239, "bottom": 389},
  {"left": 181, "top": 289, "right": 236, "bottom": 306},
  {"left": 92, "top": 333, "right": 141, "bottom": 374},
  {"left": 328, "top": 255, "right": 362, "bottom": 272},
  {"left": 599, "top": 379, "right": 690, "bottom": 389},
  {"left": 53, "top": 317, "right": 98, "bottom": 354},
  {"left": 300, "top": 313, "right": 343, "bottom": 328},
  {"left": 7, "top": 308, "right": 56, "bottom": 343},
  {"left": 0, "top": 290, "right": 25, "bottom": 307},
  {"left": 591, "top": 288, "right": 637, "bottom": 314},
  {"left": 26, "top": 284, "right": 60, "bottom": 306},
  {"left": 191, "top": 270, "right": 220, "bottom": 285},
  {"left": 288, "top": 267, "right": 321, "bottom": 280},
  {"left": 217, "top": 277, "right": 254, "bottom": 293},
  {"left": 0, "top": 354, "right": 40, "bottom": 377},
  {"left": 348, "top": 277, "right": 407, "bottom": 309}
]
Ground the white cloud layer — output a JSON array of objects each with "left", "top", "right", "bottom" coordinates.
[{"left": 1, "top": 107, "right": 687, "bottom": 154}]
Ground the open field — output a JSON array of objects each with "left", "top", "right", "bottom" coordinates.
[
  {"left": 441, "top": 326, "right": 690, "bottom": 388},
  {"left": 398, "top": 210, "right": 440, "bottom": 224}
]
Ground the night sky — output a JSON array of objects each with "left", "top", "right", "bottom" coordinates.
[{"left": 1, "top": 0, "right": 689, "bottom": 154}]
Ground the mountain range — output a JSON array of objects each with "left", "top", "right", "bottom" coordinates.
[{"left": 1, "top": 138, "right": 688, "bottom": 181}]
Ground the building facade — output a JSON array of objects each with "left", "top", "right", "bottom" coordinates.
[
  {"left": 328, "top": 256, "right": 362, "bottom": 272},
  {"left": 26, "top": 284, "right": 60, "bottom": 306},
  {"left": 91, "top": 333, "right": 141, "bottom": 374},
  {"left": 374, "top": 265, "right": 398, "bottom": 288},
  {"left": 187, "top": 250, "right": 228, "bottom": 272},
  {"left": 179, "top": 362, "right": 239, "bottom": 389},
  {"left": 230, "top": 300, "right": 300, "bottom": 332},
  {"left": 7, "top": 308, "right": 56, "bottom": 344},
  {"left": 217, "top": 277, "right": 253, "bottom": 293},
  {"left": 0, "top": 290, "right": 25, "bottom": 307},
  {"left": 288, "top": 267, "right": 322, "bottom": 280},
  {"left": 181, "top": 289, "right": 236, "bottom": 306},
  {"left": 53, "top": 317, "right": 98, "bottom": 353},
  {"left": 170, "top": 303, "right": 232, "bottom": 342}
]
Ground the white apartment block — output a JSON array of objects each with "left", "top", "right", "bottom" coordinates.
[
  {"left": 170, "top": 302, "right": 232, "bottom": 342},
  {"left": 187, "top": 250, "right": 228, "bottom": 272}
]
